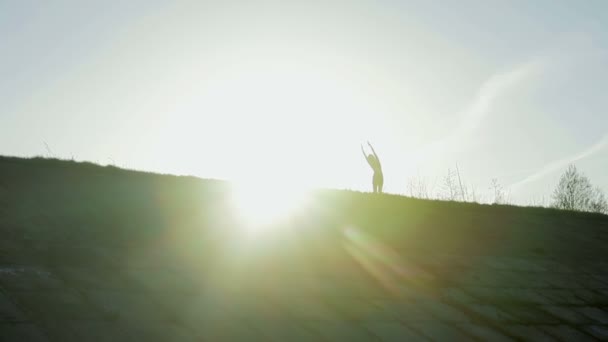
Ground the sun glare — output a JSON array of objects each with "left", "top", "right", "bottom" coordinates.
[{"left": 230, "top": 181, "right": 311, "bottom": 232}]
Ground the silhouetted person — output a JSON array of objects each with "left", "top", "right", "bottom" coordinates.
[{"left": 362, "top": 142, "right": 383, "bottom": 193}]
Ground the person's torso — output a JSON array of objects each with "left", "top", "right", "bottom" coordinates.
[{"left": 368, "top": 156, "right": 382, "bottom": 172}]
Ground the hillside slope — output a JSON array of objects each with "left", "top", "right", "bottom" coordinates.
[{"left": 1, "top": 156, "right": 608, "bottom": 341}]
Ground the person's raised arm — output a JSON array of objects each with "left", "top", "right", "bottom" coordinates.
[
  {"left": 361, "top": 144, "right": 373, "bottom": 167},
  {"left": 368, "top": 142, "right": 379, "bottom": 159}
]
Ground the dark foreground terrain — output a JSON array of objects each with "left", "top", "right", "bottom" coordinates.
[{"left": 1, "top": 156, "right": 608, "bottom": 341}]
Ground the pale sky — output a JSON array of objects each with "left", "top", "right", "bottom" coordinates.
[{"left": 2, "top": 1, "right": 607, "bottom": 204}]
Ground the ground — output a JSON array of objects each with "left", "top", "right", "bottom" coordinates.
[{"left": 1, "top": 156, "right": 608, "bottom": 341}]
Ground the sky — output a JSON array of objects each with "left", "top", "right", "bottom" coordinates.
[{"left": 2, "top": 0, "right": 607, "bottom": 204}]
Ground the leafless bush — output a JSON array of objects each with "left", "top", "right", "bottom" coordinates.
[
  {"left": 528, "top": 195, "right": 548, "bottom": 208},
  {"left": 490, "top": 178, "right": 507, "bottom": 204},
  {"left": 406, "top": 175, "right": 431, "bottom": 199},
  {"left": 438, "top": 168, "right": 461, "bottom": 201},
  {"left": 552, "top": 164, "right": 607, "bottom": 214},
  {"left": 589, "top": 186, "right": 608, "bottom": 214}
]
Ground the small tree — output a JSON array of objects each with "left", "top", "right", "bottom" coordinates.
[
  {"left": 552, "top": 164, "right": 607, "bottom": 214},
  {"left": 438, "top": 168, "right": 460, "bottom": 201},
  {"left": 589, "top": 186, "right": 608, "bottom": 215},
  {"left": 490, "top": 178, "right": 506, "bottom": 204}
]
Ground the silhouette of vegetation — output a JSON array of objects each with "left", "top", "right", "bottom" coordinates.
[
  {"left": 406, "top": 174, "right": 431, "bottom": 199},
  {"left": 589, "top": 186, "right": 608, "bottom": 214},
  {"left": 528, "top": 195, "right": 549, "bottom": 208},
  {"left": 490, "top": 178, "right": 508, "bottom": 205},
  {"left": 407, "top": 167, "right": 481, "bottom": 203},
  {"left": 552, "top": 164, "right": 608, "bottom": 214},
  {"left": 438, "top": 168, "right": 460, "bottom": 201}
]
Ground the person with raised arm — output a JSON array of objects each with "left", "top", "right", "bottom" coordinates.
[{"left": 361, "top": 141, "right": 383, "bottom": 193}]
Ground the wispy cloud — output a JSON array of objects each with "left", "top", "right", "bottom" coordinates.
[
  {"left": 414, "top": 59, "right": 544, "bottom": 162},
  {"left": 511, "top": 133, "right": 608, "bottom": 189},
  {"left": 454, "top": 60, "right": 542, "bottom": 139},
  {"left": 507, "top": 43, "right": 608, "bottom": 190}
]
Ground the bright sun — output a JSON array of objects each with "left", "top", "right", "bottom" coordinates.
[
  {"left": 204, "top": 59, "right": 373, "bottom": 228},
  {"left": 230, "top": 180, "right": 311, "bottom": 232}
]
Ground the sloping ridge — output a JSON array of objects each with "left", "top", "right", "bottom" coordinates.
[{"left": 1, "top": 156, "right": 608, "bottom": 341}]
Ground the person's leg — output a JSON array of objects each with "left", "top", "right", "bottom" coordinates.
[
  {"left": 373, "top": 173, "right": 380, "bottom": 193},
  {"left": 373, "top": 181, "right": 377, "bottom": 193}
]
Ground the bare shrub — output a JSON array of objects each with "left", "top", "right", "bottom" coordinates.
[
  {"left": 438, "top": 168, "right": 461, "bottom": 201},
  {"left": 406, "top": 175, "right": 430, "bottom": 199},
  {"left": 552, "top": 164, "right": 607, "bottom": 214},
  {"left": 490, "top": 178, "right": 507, "bottom": 204}
]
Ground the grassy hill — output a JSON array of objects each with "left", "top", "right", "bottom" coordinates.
[
  {"left": 2, "top": 155, "right": 608, "bottom": 340},
  {"left": 2, "top": 154, "right": 608, "bottom": 292},
  {"left": 1, "top": 155, "right": 606, "bottom": 258}
]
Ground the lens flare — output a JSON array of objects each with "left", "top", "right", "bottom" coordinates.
[
  {"left": 230, "top": 181, "right": 311, "bottom": 232},
  {"left": 343, "top": 226, "right": 434, "bottom": 295}
]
